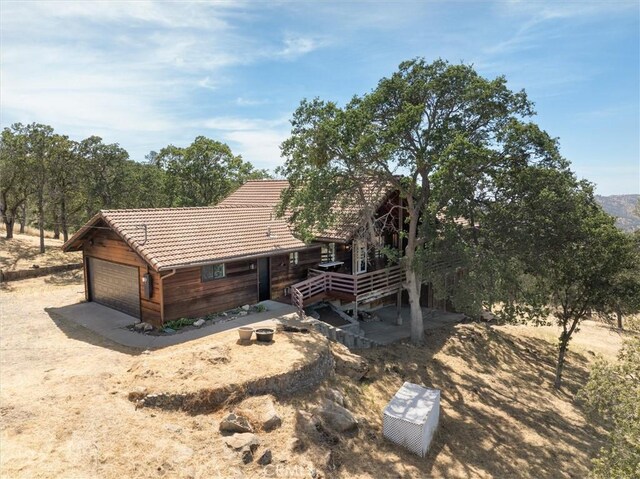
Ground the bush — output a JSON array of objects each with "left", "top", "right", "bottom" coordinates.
[
  {"left": 163, "top": 317, "right": 196, "bottom": 330},
  {"left": 579, "top": 337, "right": 640, "bottom": 479}
]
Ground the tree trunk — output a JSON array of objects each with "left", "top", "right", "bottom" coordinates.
[
  {"left": 53, "top": 221, "right": 60, "bottom": 240},
  {"left": 61, "top": 197, "right": 68, "bottom": 242},
  {"left": 406, "top": 268, "right": 424, "bottom": 344},
  {"left": 616, "top": 308, "right": 623, "bottom": 330},
  {"left": 554, "top": 335, "right": 569, "bottom": 389},
  {"left": 4, "top": 217, "right": 15, "bottom": 239},
  {"left": 38, "top": 193, "right": 45, "bottom": 254},
  {"left": 19, "top": 203, "right": 26, "bottom": 234}
]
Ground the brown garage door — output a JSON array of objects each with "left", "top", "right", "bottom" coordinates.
[{"left": 88, "top": 258, "right": 141, "bottom": 318}]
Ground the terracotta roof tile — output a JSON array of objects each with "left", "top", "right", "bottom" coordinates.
[{"left": 63, "top": 179, "right": 395, "bottom": 270}]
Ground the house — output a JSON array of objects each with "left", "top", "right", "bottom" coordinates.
[{"left": 62, "top": 180, "right": 410, "bottom": 327}]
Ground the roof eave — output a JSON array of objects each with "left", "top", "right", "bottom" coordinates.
[{"left": 156, "top": 243, "right": 320, "bottom": 271}]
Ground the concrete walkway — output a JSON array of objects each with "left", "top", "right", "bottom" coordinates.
[
  {"left": 47, "top": 300, "right": 298, "bottom": 350},
  {"left": 360, "top": 306, "right": 465, "bottom": 344}
]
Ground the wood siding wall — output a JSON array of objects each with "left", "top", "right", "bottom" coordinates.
[
  {"left": 270, "top": 247, "right": 322, "bottom": 299},
  {"left": 162, "top": 260, "right": 258, "bottom": 321},
  {"left": 82, "top": 226, "right": 162, "bottom": 326}
]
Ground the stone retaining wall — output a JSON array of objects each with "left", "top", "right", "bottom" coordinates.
[
  {"left": 0, "top": 263, "right": 83, "bottom": 282},
  {"left": 135, "top": 338, "right": 334, "bottom": 415}
]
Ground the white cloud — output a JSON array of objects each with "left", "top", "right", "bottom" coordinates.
[{"left": 200, "top": 116, "right": 291, "bottom": 170}]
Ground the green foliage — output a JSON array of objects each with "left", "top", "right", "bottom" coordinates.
[
  {"left": 155, "top": 136, "right": 269, "bottom": 207},
  {"left": 278, "top": 58, "right": 565, "bottom": 344},
  {"left": 1, "top": 125, "right": 267, "bottom": 241},
  {"left": 163, "top": 317, "right": 196, "bottom": 330},
  {"left": 579, "top": 338, "right": 640, "bottom": 479}
]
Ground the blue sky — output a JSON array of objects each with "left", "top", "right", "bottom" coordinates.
[{"left": 1, "top": 0, "right": 638, "bottom": 194}]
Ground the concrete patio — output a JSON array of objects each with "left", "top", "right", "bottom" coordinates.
[
  {"left": 360, "top": 306, "right": 465, "bottom": 344},
  {"left": 46, "top": 300, "right": 298, "bottom": 350}
]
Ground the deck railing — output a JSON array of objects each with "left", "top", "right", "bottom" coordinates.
[{"left": 291, "top": 265, "right": 403, "bottom": 318}]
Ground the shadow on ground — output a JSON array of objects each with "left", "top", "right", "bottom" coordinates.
[
  {"left": 285, "top": 321, "right": 605, "bottom": 479},
  {"left": 46, "top": 306, "right": 142, "bottom": 356}
]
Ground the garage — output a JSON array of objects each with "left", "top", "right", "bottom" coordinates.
[{"left": 88, "top": 257, "right": 141, "bottom": 318}]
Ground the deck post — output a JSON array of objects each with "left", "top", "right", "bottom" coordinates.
[
  {"left": 353, "top": 300, "right": 358, "bottom": 321},
  {"left": 396, "top": 289, "right": 403, "bottom": 325}
]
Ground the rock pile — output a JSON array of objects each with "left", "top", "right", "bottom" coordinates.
[{"left": 219, "top": 396, "right": 282, "bottom": 467}]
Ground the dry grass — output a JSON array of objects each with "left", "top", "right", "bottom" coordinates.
[
  {"left": 0, "top": 275, "right": 622, "bottom": 478},
  {"left": 0, "top": 234, "right": 81, "bottom": 272}
]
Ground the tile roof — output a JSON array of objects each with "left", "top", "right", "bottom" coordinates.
[
  {"left": 63, "top": 181, "right": 308, "bottom": 271},
  {"left": 63, "top": 179, "right": 396, "bottom": 270},
  {"left": 219, "top": 179, "right": 289, "bottom": 207}
]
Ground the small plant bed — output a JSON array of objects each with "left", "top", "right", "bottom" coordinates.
[{"left": 127, "top": 303, "right": 270, "bottom": 335}]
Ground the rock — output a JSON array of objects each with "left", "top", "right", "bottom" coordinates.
[
  {"left": 241, "top": 304, "right": 250, "bottom": 311},
  {"left": 296, "top": 410, "right": 319, "bottom": 435},
  {"left": 238, "top": 311, "right": 248, "bottom": 317},
  {"left": 315, "top": 400, "right": 358, "bottom": 433},
  {"left": 223, "top": 433, "right": 260, "bottom": 451},
  {"left": 163, "top": 327, "right": 176, "bottom": 334},
  {"left": 220, "top": 413, "right": 253, "bottom": 434},
  {"left": 261, "top": 399, "right": 282, "bottom": 431},
  {"left": 288, "top": 436, "right": 305, "bottom": 453},
  {"left": 480, "top": 310, "right": 496, "bottom": 322},
  {"left": 193, "top": 319, "right": 205, "bottom": 327},
  {"left": 135, "top": 322, "right": 153, "bottom": 332},
  {"left": 332, "top": 343, "right": 369, "bottom": 380},
  {"left": 127, "top": 386, "right": 148, "bottom": 401},
  {"left": 325, "top": 389, "right": 345, "bottom": 407},
  {"left": 257, "top": 449, "right": 272, "bottom": 466},
  {"left": 324, "top": 450, "right": 341, "bottom": 471},
  {"left": 241, "top": 448, "right": 254, "bottom": 464}
]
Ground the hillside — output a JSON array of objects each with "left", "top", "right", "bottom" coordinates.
[
  {"left": 3, "top": 274, "right": 634, "bottom": 478},
  {"left": 595, "top": 194, "right": 640, "bottom": 232}
]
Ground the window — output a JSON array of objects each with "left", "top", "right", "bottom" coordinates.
[
  {"left": 202, "top": 263, "right": 225, "bottom": 281},
  {"left": 289, "top": 251, "right": 299, "bottom": 266},
  {"left": 321, "top": 242, "right": 336, "bottom": 262}
]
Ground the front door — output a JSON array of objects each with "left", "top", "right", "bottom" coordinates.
[
  {"left": 258, "top": 257, "right": 270, "bottom": 301},
  {"left": 355, "top": 241, "right": 367, "bottom": 274}
]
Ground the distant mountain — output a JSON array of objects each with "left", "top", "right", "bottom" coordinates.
[{"left": 595, "top": 194, "right": 640, "bottom": 232}]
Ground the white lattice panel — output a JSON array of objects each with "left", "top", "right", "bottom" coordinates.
[{"left": 383, "top": 382, "right": 440, "bottom": 457}]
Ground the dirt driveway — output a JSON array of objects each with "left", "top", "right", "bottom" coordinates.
[{"left": 0, "top": 274, "right": 245, "bottom": 478}]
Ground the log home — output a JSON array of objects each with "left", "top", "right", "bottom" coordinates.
[{"left": 63, "top": 180, "right": 408, "bottom": 327}]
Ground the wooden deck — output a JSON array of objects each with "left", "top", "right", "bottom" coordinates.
[{"left": 291, "top": 265, "right": 402, "bottom": 318}]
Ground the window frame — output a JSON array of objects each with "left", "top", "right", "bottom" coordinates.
[
  {"left": 201, "top": 263, "right": 226, "bottom": 282},
  {"left": 289, "top": 251, "right": 299, "bottom": 266}
]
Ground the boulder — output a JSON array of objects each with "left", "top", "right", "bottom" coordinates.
[
  {"left": 235, "top": 396, "right": 282, "bottom": 432},
  {"left": 332, "top": 343, "right": 369, "bottom": 380},
  {"left": 241, "top": 305, "right": 250, "bottom": 311},
  {"left": 325, "top": 389, "right": 345, "bottom": 407},
  {"left": 296, "top": 409, "right": 319, "bottom": 435},
  {"left": 315, "top": 400, "right": 358, "bottom": 433},
  {"left": 288, "top": 436, "right": 305, "bottom": 453},
  {"left": 257, "top": 449, "right": 272, "bottom": 466},
  {"left": 220, "top": 413, "right": 253, "bottom": 434},
  {"left": 193, "top": 318, "right": 205, "bottom": 327},
  {"left": 261, "top": 400, "right": 282, "bottom": 432},
  {"left": 223, "top": 432, "right": 260, "bottom": 451}
]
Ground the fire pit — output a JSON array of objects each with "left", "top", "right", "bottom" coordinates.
[{"left": 255, "top": 328, "right": 275, "bottom": 342}]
